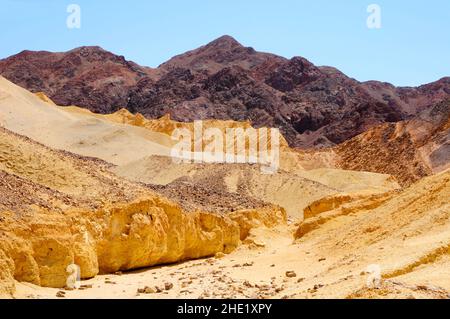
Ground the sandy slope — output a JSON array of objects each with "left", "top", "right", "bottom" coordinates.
[
  {"left": 0, "top": 77, "right": 173, "bottom": 166},
  {"left": 1, "top": 76, "right": 300, "bottom": 171},
  {"left": 113, "top": 156, "right": 399, "bottom": 219},
  {"left": 61, "top": 105, "right": 308, "bottom": 172}
]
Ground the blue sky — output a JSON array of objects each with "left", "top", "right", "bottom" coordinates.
[{"left": 1, "top": 0, "right": 449, "bottom": 86}]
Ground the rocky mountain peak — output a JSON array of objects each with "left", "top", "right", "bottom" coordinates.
[{"left": 205, "top": 35, "right": 243, "bottom": 49}]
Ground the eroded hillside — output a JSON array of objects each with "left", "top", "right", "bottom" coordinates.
[{"left": 335, "top": 100, "right": 450, "bottom": 186}]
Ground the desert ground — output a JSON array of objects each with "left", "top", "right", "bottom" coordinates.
[{"left": 0, "top": 75, "right": 449, "bottom": 299}]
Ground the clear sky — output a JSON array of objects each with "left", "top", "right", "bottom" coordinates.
[{"left": 1, "top": 0, "right": 449, "bottom": 86}]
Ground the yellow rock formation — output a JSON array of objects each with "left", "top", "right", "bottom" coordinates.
[{"left": 0, "top": 127, "right": 286, "bottom": 296}]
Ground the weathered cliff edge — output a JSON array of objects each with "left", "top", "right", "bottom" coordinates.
[{"left": 0, "top": 197, "right": 286, "bottom": 295}]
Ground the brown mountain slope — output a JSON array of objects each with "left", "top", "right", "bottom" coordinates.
[
  {"left": 1, "top": 36, "right": 449, "bottom": 148},
  {"left": 0, "top": 46, "right": 157, "bottom": 114},
  {"left": 335, "top": 100, "right": 450, "bottom": 186},
  {"left": 159, "top": 35, "right": 286, "bottom": 76},
  {"left": 362, "top": 77, "right": 450, "bottom": 115}
]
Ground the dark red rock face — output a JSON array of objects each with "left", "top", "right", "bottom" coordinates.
[{"left": 1, "top": 36, "right": 449, "bottom": 148}]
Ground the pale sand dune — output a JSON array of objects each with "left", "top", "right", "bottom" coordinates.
[
  {"left": 0, "top": 77, "right": 173, "bottom": 166},
  {"left": 63, "top": 105, "right": 313, "bottom": 173}
]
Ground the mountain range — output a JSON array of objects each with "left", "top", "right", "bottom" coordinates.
[
  {"left": 0, "top": 37, "right": 450, "bottom": 299},
  {"left": 1, "top": 35, "right": 449, "bottom": 148}
]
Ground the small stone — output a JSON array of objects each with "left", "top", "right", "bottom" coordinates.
[
  {"left": 253, "top": 240, "right": 266, "bottom": 248},
  {"left": 56, "top": 291, "right": 66, "bottom": 298},
  {"left": 297, "top": 278, "right": 305, "bottom": 283},
  {"left": 164, "top": 282, "right": 174, "bottom": 290},
  {"left": 138, "top": 286, "right": 156, "bottom": 294},
  {"left": 145, "top": 286, "right": 156, "bottom": 294},
  {"left": 313, "top": 284, "right": 324, "bottom": 290},
  {"left": 285, "top": 271, "right": 297, "bottom": 278},
  {"left": 215, "top": 252, "right": 225, "bottom": 259},
  {"left": 416, "top": 285, "right": 428, "bottom": 291},
  {"left": 80, "top": 284, "right": 93, "bottom": 289}
]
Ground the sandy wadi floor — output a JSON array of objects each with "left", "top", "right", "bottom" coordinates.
[
  {"left": 12, "top": 169, "right": 450, "bottom": 300},
  {"left": 13, "top": 223, "right": 450, "bottom": 299}
]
